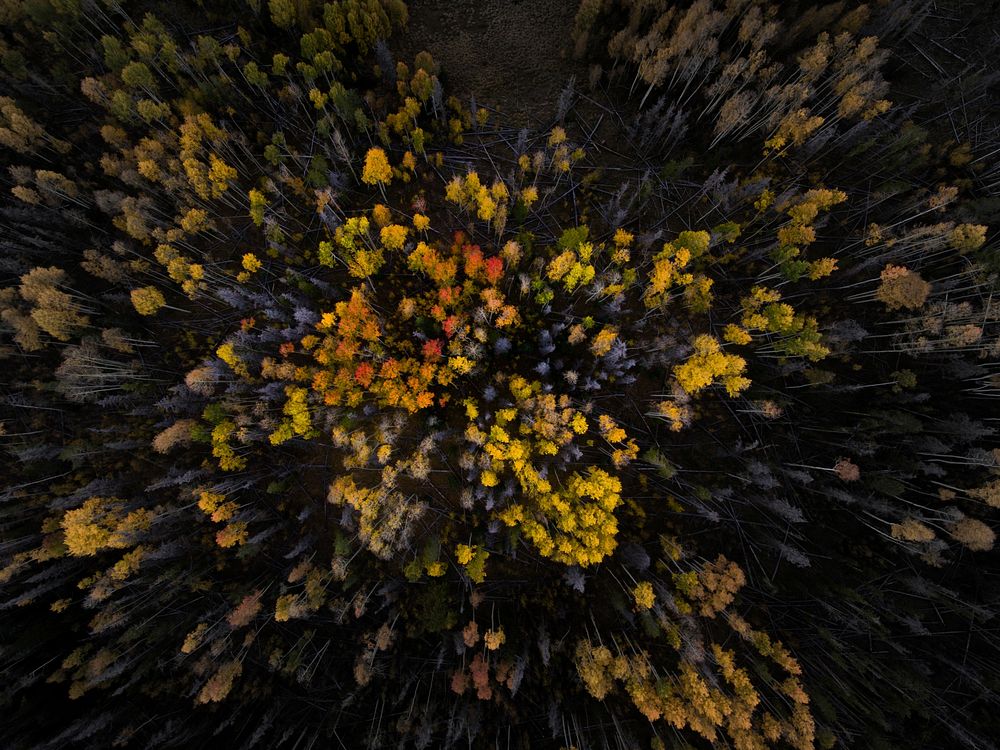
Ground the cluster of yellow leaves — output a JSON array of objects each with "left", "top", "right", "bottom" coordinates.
[
  {"left": 130, "top": 286, "right": 165, "bottom": 315},
  {"left": 406, "top": 240, "right": 457, "bottom": 285},
  {"left": 269, "top": 385, "right": 313, "bottom": 445},
  {"left": 519, "top": 185, "right": 539, "bottom": 207},
  {"left": 498, "top": 467, "right": 622, "bottom": 566},
  {"left": 61, "top": 497, "right": 151, "bottom": 557},
  {"left": 274, "top": 561, "right": 330, "bottom": 620},
  {"left": 178, "top": 113, "right": 236, "bottom": 200},
  {"left": 154, "top": 242, "right": 204, "bottom": 297},
  {"left": 590, "top": 326, "right": 618, "bottom": 357},
  {"left": 644, "top": 230, "right": 713, "bottom": 311},
  {"left": 765, "top": 108, "right": 825, "bottom": 152},
  {"left": 197, "top": 490, "right": 237, "bottom": 523},
  {"left": 248, "top": 188, "right": 266, "bottom": 226},
  {"left": 949, "top": 516, "right": 996, "bottom": 552},
  {"left": 371, "top": 204, "right": 392, "bottom": 226},
  {"left": 673, "top": 556, "right": 746, "bottom": 617},
  {"left": 181, "top": 622, "right": 207, "bottom": 654},
  {"left": 210, "top": 418, "right": 246, "bottom": 471},
  {"left": 361, "top": 147, "right": 392, "bottom": 186},
  {"left": 326, "top": 215, "right": 386, "bottom": 278},
  {"left": 632, "top": 581, "right": 655, "bottom": 610},
  {"left": 196, "top": 660, "right": 242, "bottom": 704},
  {"left": 547, "top": 241, "right": 595, "bottom": 292},
  {"left": 196, "top": 489, "right": 246, "bottom": 548},
  {"left": 379, "top": 223, "right": 409, "bottom": 250},
  {"left": 773, "top": 189, "right": 846, "bottom": 281},
  {"left": 674, "top": 335, "right": 750, "bottom": 397},
  {"left": 875, "top": 264, "right": 930, "bottom": 311},
  {"left": 216, "top": 341, "right": 249, "bottom": 378},
  {"left": 968, "top": 478, "right": 1000, "bottom": 509},
  {"left": 236, "top": 252, "right": 262, "bottom": 283},
  {"left": 545, "top": 126, "right": 582, "bottom": 172},
  {"left": 950, "top": 223, "right": 987, "bottom": 254},
  {"left": 613, "top": 228, "right": 633, "bottom": 247},
  {"left": 384, "top": 97, "right": 422, "bottom": 141},
  {"left": 469, "top": 377, "right": 624, "bottom": 565},
  {"left": 479, "top": 377, "right": 581, "bottom": 459},
  {"left": 444, "top": 170, "right": 509, "bottom": 223},
  {"left": 455, "top": 543, "right": 490, "bottom": 583},
  {"left": 328, "top": 475, "right": 426, "bottom": 560},
  {"left": 598, "top": 414, "right": 638, "bottom": 468},
  {"left": 655, "top": 400, "right": 692, "bottom": 432},
  {"left": 737, "top": 286, "right": 829, "bottom": 360},
  {"left": 241, "top": 252, "right": 261, "bottom": 273},
  {"left": 484, "top": 627, "right": 505, "bottom": 650},
  {"left": 575, "top": 627, "right": 813, "bottom": 750}
]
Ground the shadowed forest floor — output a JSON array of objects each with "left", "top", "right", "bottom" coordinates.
[{"left": 399, "top": 0, "right": 587, "bottom": 126}]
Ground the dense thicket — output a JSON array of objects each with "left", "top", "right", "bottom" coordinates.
[{"left": 0, "top": 0, "right": 998, "bottom": 748}]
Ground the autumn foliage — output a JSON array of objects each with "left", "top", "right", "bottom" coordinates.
[{"left": 0, "top": 1, "right": 998, "bottom": 749}]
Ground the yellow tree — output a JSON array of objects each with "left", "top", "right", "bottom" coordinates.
[
  {"left": 674, "top": 335, "right": 749, "bottom": 397},
  {"left": 130, "top": 286, "right": 166, "bottom": 315},
  {"left": 362, "top": 147, "right": 392, "bottom": 187}
]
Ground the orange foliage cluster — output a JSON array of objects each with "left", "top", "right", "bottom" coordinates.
[{"left": 290, "top": 233, "right": 508, "bottom": 413}]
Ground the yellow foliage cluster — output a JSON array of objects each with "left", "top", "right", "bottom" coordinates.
[
  {"left": 269, "top": 385, "right": 313, "bottom": 445},
  {"left": 674, "top": 335, "right": 750, "bottom": 397},
  {"left": 875, "top": 264, "right": 930, "bottom": 311},
  {"left": 444, "top": 170, "right": 509, "bottom": 222},
  {"left": 154, "top": 242, "right": 204, "bottom": 297},
  {"left": 655, "top": 400, "right": 691, "bottom": 432},
  {"left": 130, "top": 286, "right": 165, "bottom": 315},
  {"left": 61, "top": 497, "right": 151, "bottom": 557},
  {"left": 498, "top": 467, "right": 622, "bottom": 566},
  {"left": 379, "top": 223, "right": 409, "bottom": 250},
  {"left": 574, "top": 634, "right": 813, "bottom": 750},
  {"left": 236, "top": 252, "right": 262, "bottom": 283},
  {"left": 361, "top": 147, "right": 392, "bottom": 186},
  {"left": 248, "top": 188, "right": 266, "bottom": 226},
  {"left": 598, "top": 414, "right": 638, "bottom": 468},
  {"left": 738, "top": 286, "right": 829, "bottom": 360},
  {"left": 328, "top": 475, "right": 426, "bottom": 560},
  {"left": 484, "top": 628, "right": 505, "bottom": 650},
  {"left": 673, "top": 555, "right": 746, "bottom": 617},
  {"left": 371, "top": 204, "right": 391, "bottom": 227},
  {"left": 197, "top": 490, "right": 238, "bottom": 523},
  {"left": 632, "top": 581, "right": 655, "bottom": 610},
  {"left": 470, "top": 377, "right": 625, "bottom": 565},
  {"left": 773, "top": 189, "right": 846, "bottom": 281},
  {"left": 241, "top": 252, "right": 262, "bottom": 273},
  {"left": 196, "top": 660, "right": 242, "bottom": 704},
  {"left": 178, "top": 113, "right": 236, "bottom": 200},
  {"left": 455, "top": 543, "right": 489, "bottom": 583},
  {"left": 950, "top": 223, "right": 987, "bottom": 254},
  {"left": 765, "top": 108, "right": 825, "bottom": 151},
  {"left": 547, "top": 241, "right": 595, "bottom": 292},
  {"left": 274, "top": 561, "right": 330, "bottom": 620},
  {"left": 216, "top": 341, "right": 249, "bottom": 378},
  {"left": 613, "top": 227, "right": 634, "bottom": 248},
  {"left": 644, "top": 230, "right": 713, "bottom": 311},
  {"left": 328, "top": 215, "right": 386, "bottom": 278},
  {"left": 590, "top": 326, "right": 618, "bottom": 357},
  {"left": 197, "top": 490, "right": 246, "bottom": 548},
  {"left": 210, "top": 419, "right": 246, "bottom": 471}
]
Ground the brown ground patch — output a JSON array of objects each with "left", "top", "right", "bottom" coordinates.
[{"left": 398, "top": 0, "right": 589, "bottom": 126}]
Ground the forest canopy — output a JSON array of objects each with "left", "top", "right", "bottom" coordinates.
[{"left": 0, "top": 0, "right": 998, "bottom": 748}]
